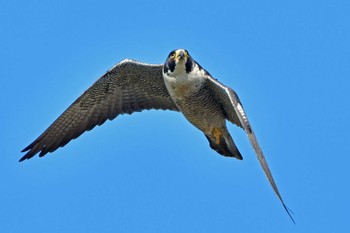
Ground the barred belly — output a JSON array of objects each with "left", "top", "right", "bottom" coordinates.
[{"left": 173, "top": 85, "right": 226, "bottom": 134}]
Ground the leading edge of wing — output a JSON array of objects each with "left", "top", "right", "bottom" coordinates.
[
  {"left": 206, "top": 76, "right": 295, "bottom": 223},
  {"left": 226, "top": 86, "right": 295, "bottom": 223},
  {"left": 20, "top": 59, "right": 178, "bottom": 161}
]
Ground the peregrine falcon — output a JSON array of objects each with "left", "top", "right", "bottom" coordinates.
[{"left": 21, "top": 49, "right": 294, "bottom": 222}]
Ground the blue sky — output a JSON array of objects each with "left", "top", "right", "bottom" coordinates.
[{"left": 1, "top": 0, "right": 349, "bottom": 232}]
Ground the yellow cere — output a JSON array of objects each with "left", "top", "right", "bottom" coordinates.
[{"left": 175, "top": 50, "right": 189, "bottom": 59}]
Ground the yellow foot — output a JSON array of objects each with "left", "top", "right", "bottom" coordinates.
[{"left": 212, "top": 127, "right": 222, "bottom": 145}]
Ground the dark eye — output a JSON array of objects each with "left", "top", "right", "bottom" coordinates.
[{"left": 170, "top": 53, "right": 175, "bottom": 59}]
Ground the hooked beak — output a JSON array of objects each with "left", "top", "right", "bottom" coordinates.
[{"left": 175, "top": 50, "right": 186, "bottom": 61}]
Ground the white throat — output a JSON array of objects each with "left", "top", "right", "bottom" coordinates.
[{"left": 163, "top": 63, "right": 206, "bottom": 100}]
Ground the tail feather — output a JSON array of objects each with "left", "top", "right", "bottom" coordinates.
[{"left": 205, "top": 131, "right": 243, "bottom": 160}]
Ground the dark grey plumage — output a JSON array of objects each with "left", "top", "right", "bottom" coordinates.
[
  {"left": 205, "top": 75, "right": 295, "bottom": 223},
  {"left": 21, "top": 49, "right": 294, "bottom": 223},
  {"left": 20, "top": 60, "right": 178, "bottom": 161}
]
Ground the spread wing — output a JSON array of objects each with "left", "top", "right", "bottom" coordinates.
[
  {"left": 20, "top": 59, "right": 178, "bottom": 161},
  {"left": 206, "top": 75, "right": 295, "bottom": 223}
]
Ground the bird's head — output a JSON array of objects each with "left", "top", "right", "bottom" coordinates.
[{"left": 163, "top": 49, "right": 194, "bottom": 76}]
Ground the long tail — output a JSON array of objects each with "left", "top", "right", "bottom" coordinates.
[{"left": 205, "top": 128, "right": 243, "bottom": 160}]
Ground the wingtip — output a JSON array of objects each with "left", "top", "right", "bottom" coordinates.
[
  {"left": 21, "top": 145, "right": 30, "bottom": 153},
  {"left": 19, "top": 146, "right": 31, "bottom": 162},
  {"left": 19, "top": 145, "right": 37, "bottom": 162},
  {"left": 19, "top": 150, "right": 32, "bottom": 162},
  {"left": 282, "top": 203, "right": 296, "bottom": 224}
]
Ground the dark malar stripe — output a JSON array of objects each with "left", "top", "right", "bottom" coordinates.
[{"left": 185, "top": 57, "right": 193, "bottom": 73}]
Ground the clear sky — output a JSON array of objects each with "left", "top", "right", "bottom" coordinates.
[{"left": 1, "top": 0, "right": 349, "bottom": 232}]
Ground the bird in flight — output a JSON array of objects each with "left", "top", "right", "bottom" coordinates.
[{"left": 21, "top": 49, "right": 294, "bottom": 223}]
